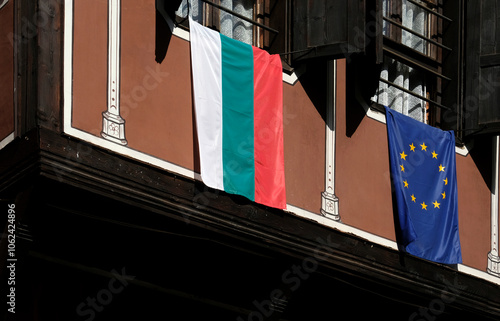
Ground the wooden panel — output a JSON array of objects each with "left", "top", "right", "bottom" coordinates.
[
  {"left": 480, "top": 53, "right": 500, "bottom": 67},
  {"left": 307, "top": 1, "right": 347, "bottom": 47},
  {"left": 267, "top": 0, "right": 289, "bottom": 57},
  {"left": 0, "top": 0, "right": 14, "bottom": 141},
  {"left": 325, "top": 2, "right": 347, "bottom": 46},
  {"left": 14, "top": 0, "right": 37, "bottom": 135},
  {"left": 474, "top": 0, "right": 500, "bottom": 133},
  {"left": 481, "top": 0, "right": 499, "bottom": 55},
  {"left": 292, "top": 0, "right": 307, "bottom": 55},
  {"left": 478, "top": 65, "right": 500, "bottom": 125},
  {"left": 441, "top": 0, "right": 464, "bottom": 134},
  {"left": 464, "top": 0, "right": 481, "bottom": 135},
  {"left": 292, "top": 0, "right": 365, "bottom": 61},
  {"left": 37, "top": 0, "right": 63, "bottom": 132}
]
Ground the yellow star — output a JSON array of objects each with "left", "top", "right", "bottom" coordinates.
[
  {"left": 433, "top": 200, "right": 441, "bottom": 209},
  {"left": 443, "top": 177, "right": 448, "bottom": 185},
  {"left": 439, "top": 164, "right": 446, "bottom": 172},
  {"left": 400, "top": 164, "right": 405, "bottom": 172},
  {"left": 421, "top": 202, "right": 428, "bottom": 210},
  {"left": 411, "top": 194, "right": 416, "bottom": 202},
  {"left": 403, "top": 180, "right": 409, "bottom": 188},
  {"left": 432, "top": 151, "right": 438, "bottom": 159},
  {"left": 420, "top": 142, "right": 427, "bottom": 151},
  {"left": 441, "top": 191, "right": 446, "bottom": 199},
  {"left": 409, "top": 143, "right": 416, "bottom": 152},
  {"left": 400, "top": 151, "right": 407, "bottom": 160}
]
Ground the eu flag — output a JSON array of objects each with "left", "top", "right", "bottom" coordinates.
[{"left": 385, "top": 107, "right": 462, "bottom": 264}]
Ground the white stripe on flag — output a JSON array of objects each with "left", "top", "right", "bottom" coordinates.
[{"left": 189, "top": 17, "right": 224, "bottom": 190}]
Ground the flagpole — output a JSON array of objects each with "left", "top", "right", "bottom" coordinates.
[
  {"left": 101, "top": 0, "right": 127, "bottom": 145},
  {"left": 321, "top": 59, "right": 340, "bottom": 221},
  {"left": 488, "top": 135, "right": 500, "bottom": 276}
]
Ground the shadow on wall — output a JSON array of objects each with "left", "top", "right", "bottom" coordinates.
[
  {"left": 155, "top": 0, "right": 183, "bottom": 64},
  {"left": 345, "top": 54, "right": 382, "bottom": 138},
  {"left": 296, "top": 59, "right": 327, "bottom": 124},
  {"left": 293, "top": 54, "right": 382, "bottom": 138},
  {"left": 469, "top": 134, "right": 493, "bottom": 193}
]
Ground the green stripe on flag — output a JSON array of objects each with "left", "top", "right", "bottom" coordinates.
[{"left": 220, "top": 34, "right": 255, "bottom": 201}]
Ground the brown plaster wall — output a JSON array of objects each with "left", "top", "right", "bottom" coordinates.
[
  {"left": 336, "top": 59, "right": 397, "bottom": 241},
  {"left": 72, "top": 0, "right": 107, "bottom": 136},
  {"left": 70, "top": 0, "right": 324, "bottom": 213},
  {"left": 283, "top": 77, "right": 325, "bottom": 213},
  {"left": 120, "top": 0, "right": 194, "bottom": 170},
  {"left": 0, "top": 0, "right": 15, "bottom": 141},
  {"left": 455, "top": 145, "right": 491, "bottom": 270}
]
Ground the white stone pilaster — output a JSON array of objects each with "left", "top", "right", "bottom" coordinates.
[
  {"left": 488, "top": 135, "right": 500, "bottom": 276},
  {"left": 321, "top": 60, "right": 340, "bottom": 221},
  {"left": 102, "top": 0, "right": 127, "bottom": 145}
]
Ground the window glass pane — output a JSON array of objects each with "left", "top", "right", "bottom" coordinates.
[
  {"left": 372, "top": 57, "right": 427, "bottom": 123},
  {"left": 176, "top": 0, "right": 203, "bottom": 23},
  {"left": 382, "top": 0, "right": 390, "bottom": 36},
  {"left": 378, "top": 0, "right": 433, "bottom": 123},
  {"left": 177, "top": 0, "right": 254, "bottom": 45},
  {"left": 402, "top": 0, "right": 427, "bottom": 54},
  {"left": 220, "top": 0, "right": 253, "bottom": 44},
  {"left": 382, "top": 0, "right": 432, "bottom": 55}
]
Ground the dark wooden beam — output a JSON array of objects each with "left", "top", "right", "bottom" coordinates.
[
  {"left": 1, "top": 127, "right": 497, "bottom": 319},
  {"left": 36, "top": 0, "right": 63, "bottom": 132},
  {"left": 480, "top": 53, "right": 500, "bottom": 68},
  {"left": 13, "top": 0, "right": 38, "bottom": 135}
]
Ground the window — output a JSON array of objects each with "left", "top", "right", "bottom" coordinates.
[
  {"left": 177, "top": 0, "right": 254, "bottom": 44},
  {"left": 176, "top": 0, "right": 281, "bottom": 49},
  {"left": 370, "top": 0, "right": 452, "bottom": 125}
]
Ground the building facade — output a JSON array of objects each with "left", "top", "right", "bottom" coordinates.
[{"left": 1, "top": 0, "right": 500, "bottom": 320}]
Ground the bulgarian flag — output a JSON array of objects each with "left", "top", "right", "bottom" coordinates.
[{"left": 189, "top": 17, "right": 286, "bottom": 209}]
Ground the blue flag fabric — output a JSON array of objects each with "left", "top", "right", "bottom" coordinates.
[{"left": 385, "top": 107, "right": 462, "bottom": 264}]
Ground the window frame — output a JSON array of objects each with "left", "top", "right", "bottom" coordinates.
[
  {"left": 174, "top": 0, "right": 278, "bottom": 48},
  {"left": 370, "top": 0, "right": 460, "bottom": 133},
  {"left": 174, "top": 0, "right": 293, "bottom": 69}
]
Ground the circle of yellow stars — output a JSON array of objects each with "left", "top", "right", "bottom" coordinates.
[{"left": 399, "top": 141, "right": 448, "bottom": 213}]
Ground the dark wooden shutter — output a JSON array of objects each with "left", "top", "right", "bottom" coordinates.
[
  {"left": 291, "top": 0, "right": 366, "bottom": 61},
  {"left": 440, "top": 0, "right": 464, "bottom": 136},
  {"left": 266, "top": 1, "right": 290, "bottom": 55},
  {"left": 464, "top": 0, "right": 500, "bottom": 136}
]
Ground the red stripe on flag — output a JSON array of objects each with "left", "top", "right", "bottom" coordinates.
[{"left": 252, "top": 47, "right": 286, "bottom": 209}]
